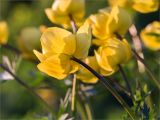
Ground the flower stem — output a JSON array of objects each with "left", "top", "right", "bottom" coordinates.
[
  {"left": 71, "top": 74, "right": 77, "bottom": 112},
  {"left": 118, "top": 65, "right": 133, "bottom": 99},
  {"left": 1, "top": 44, "right": 21, "bottom": 55},
  {"left": 0, "top": 63, "right": 56, "bottom": 118},
  {"left": 69, "top": 14, "right": 77, "bottom": 33},
  {"left": 132, "top": 49, "right": 160, "bottom": 90},
  {"left": 71, "top": 57, "right": 136, "bottom": 120}
]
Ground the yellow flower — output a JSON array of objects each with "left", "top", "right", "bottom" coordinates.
[
  {"left": 132, "top": 0, "right": 159, "bottom": 13},
  {"left": 77, "top": 56, "right": 99, "bottom": 84},
  {"left": 45, "top": 0, "right": 85, "bottom": 28},
  {"left": 17, "top": 27, "right": 41, "bottom": 60},
  {"left": 95, "top": 38, "right": 132, "bottom": 76},
  {"left": 0, "top": 21, "right": 8, "bottom": 45},
  {"left": 87, "top": 6, "right": 132, "bottom": 43},
  {"left": 108, "top": 0, "right": 132, "bottom": 7},
  {"left": 140, "top": 21, "right": 160, "bottom": 51},
  {"left": 34, "top": 23, "right": 91, "bottom": 80}
]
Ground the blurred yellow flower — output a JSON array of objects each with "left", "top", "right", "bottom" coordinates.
[
  {"left": 36, "top": 88, "right": 57, "bottom": 106},
  {"left": 108, "top": 0, "right": 132, "bottom": 7},
  {"left": 77, "top": 56, "right": 99, "bottom": 83},
  {"left": 87, "top": 6, "right": 132, "bottom": 41},
  {"left": 132, "top": 0, "right": 159, "bottom": 13},
  {"left": 0, "top": 21, "right": 8, "bottom": 45},
  {"left": 34, "top": 23, "right": 91, "bottom": 79},
  {"left": 45, "top": 0, "right": 85, "bottom": 28},
  {"left": 95, "top": 38, "right": 132, "bottom": 76},
  {"left": 140, "top": 21, "right": 160, "bottom": 51},
  {"left": 17, "top": 27, "right": 41, "bottom": 60}
]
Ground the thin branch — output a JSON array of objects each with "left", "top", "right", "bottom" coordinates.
[
  {"left": 71, "top": 74, "right": 77, "bottom": 112},
  {"left": 132, "top": 49, "right": 160, "bottom": 89},
  {"left": 109, "top": 77, "right": 131, "bottom": 97},
  {"left": 0, "top": 63, "right": 56, "bottom": 117},
  {"left": 71, "top": 57, "right": 136, "bottom": 120},
  {"left": 1, "top": 44, "right": 21, "bottom": 55},
  {"left": 118, "top": 65, "right": 133, "bottom": 99}
]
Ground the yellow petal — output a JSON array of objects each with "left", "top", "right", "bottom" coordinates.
[
  {"left": 77, "top": 56, "right": 99, "bottom": 83},
  {"left": 37, "top": 54, "right": 71, "bottom": 79},
  {"left": 33, "top": 50, "right": 46, "bottom": 62},
  {"left": 40, "top": 27, "right": 76, "bottom": 55},
  {"left": 74, "top": 23, "right": 91, "bottom": 59},
  {"left": 107, "top": 6, "right": 132, "bottom": 36},
  {"left": 87, "top": 10, "right": 110, "bottom": 39},
  {"left": 140, "top": 21, "right": 160, "bottom": 50},
  {"left": 45, "top": 8, "right": 70, "bottom": 28},
  {"left": 0, "top": 21, "right": 8, "bottom": 45},
  {"left": 51, "top": 0, "right": 72, "bottom": 14},
  {"left": 132, "top": 0, "right": 159, "bottom": 13}
]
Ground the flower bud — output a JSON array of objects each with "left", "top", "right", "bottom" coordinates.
[{"left": 17, "top": 27, "right": 41, "bottom": 59}]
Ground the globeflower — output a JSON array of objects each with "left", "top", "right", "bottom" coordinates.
[
  {"left": 87, "top": 6, "right": 132, "bottom": 44},
  {"left": 45, "top": 0, "right": 85, "bottom": 28},
  {"left": 0, "top": 21, "right": 8, "bottom": 45},
  {"left": 95, "top": 38, "right": 132, "bottom": 76},
  {"left": 34, "top": 23, "right": 91, "bottom": 79},
  {"left": 77, "top": 56, "right": 99, "bottom": 83},
  {"left": 132, "top": 0, "right": 159, "bottom": 13},
  {"left": 140, "top": 21, "right": 160, "bottom": 51}
]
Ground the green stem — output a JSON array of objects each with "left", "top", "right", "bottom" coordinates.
[
  {"left": 132, "top": 49, "right": 160, "bottom": 90},
  {"left": 71, "top": 74, "right": 77, "bottom": 112},
  {"left": 0, "top": 63, "right": 56, "bottom": 118},
  {"left": 118, "top": 65, "right": 133, "bottom": 99},
  {"left": 71, "top": 57, "right": 136, "bottom": 120}
]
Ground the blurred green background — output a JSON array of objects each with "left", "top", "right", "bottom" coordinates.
[{"left": 0, "top": 0, "right": 159, "bottom": 119}]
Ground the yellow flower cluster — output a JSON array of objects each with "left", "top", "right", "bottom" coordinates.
[
  {"left": 140, "top": 21, "right": 160, "bottom": 51},
  {"left": 86, "top": 6, "right": 132, "bottom": 45},
  {"left": 0, "top": 21, "right": 8, "bottom": 45},
  {"left": 34, "top": 23, "right": 91, "bottom": 79},
  {"left": 34, "top": 1, "right": 133, "bottom": 84},
  {"left": 45, "top": 0, "right": 85, "bottom": 28},
  {"left": 108, "top": 0, "right": 159, "bottom": 13}
]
